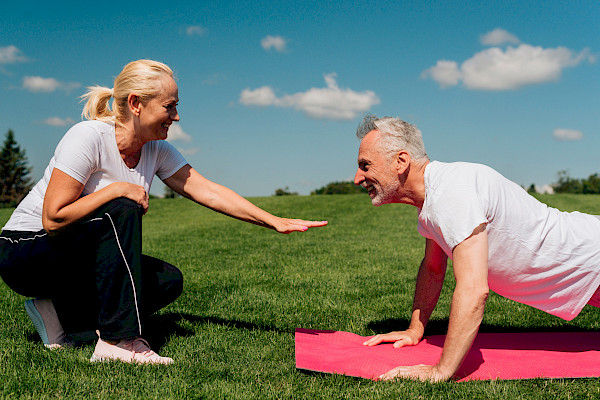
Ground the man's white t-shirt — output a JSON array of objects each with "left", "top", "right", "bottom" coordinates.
[
  {"left": 417, "top": 161, "right": 600, "bottom": 321},
  {"left": 3, "top": 120, "right": 187, "bottom": 232}
]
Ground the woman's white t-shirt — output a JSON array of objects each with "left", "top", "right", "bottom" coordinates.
[
  {"left": 418, "top": 161, "right": 600, "bottom": 321},
  {"left": 3, "top": 120, "right": 187, "bottom": 232}
]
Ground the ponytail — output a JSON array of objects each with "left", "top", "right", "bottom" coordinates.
[{"left": 81, "top": 86, "right": 115, "bottom": 123}]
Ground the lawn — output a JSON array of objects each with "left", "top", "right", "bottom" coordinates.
[{"left": 1, "top": 194, "right": 600, "bottom": 399}]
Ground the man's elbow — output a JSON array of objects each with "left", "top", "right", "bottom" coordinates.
[
  {"left": 457, "top": 283, "right": 489, "bottom": 306},
  {"left": 474, "top": 286, "right": 489, "bottom": 306}
]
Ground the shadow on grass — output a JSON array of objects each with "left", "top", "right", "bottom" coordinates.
[
  {"left": 24, "top": 312, "right": 288, "bottom": 350},
  {"left": 297, "top": 369, "right": 367, "bottom": 382},
  {"left": 145, "top": 312, "right": 288, "bottom": 348}
]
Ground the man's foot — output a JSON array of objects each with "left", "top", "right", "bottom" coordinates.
[
  {"left": 90, "top": 336, "right": 173, "bottom": 365},
  {"left": 24, "top": 299, "right": 69, "bottom": 349}
]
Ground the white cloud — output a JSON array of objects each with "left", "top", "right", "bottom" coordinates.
[
  {"left": 42, "top": 117, "right": 75, "bottom": 127},
  {"left": 537, "top": 185, "right": 554, "bottom": 194},
  {"left": 421, "top": 60, "right": 461, "bottom": 88},
  {"left": 261, "top": 35, "right": 287, "bottom": 52},
  {"left": 239, "top": 73, "right": 380, "bottom": 121},
  {"left": 167, "top": 124, "right": 198, "bottom": 154},
  {"left": 240, "top": 86, "right": 277, "bottom": 106},
  {"left": 23, "top": 76, "right": 61, "bottom": 92},
  {"left": 185, "top": 25, "right": 206, "bottom": 36},
  {"left": 461, "top": 45, "right": 587, "bottom": 90},
  {"left": 177, "top": 147, "right": 199, "bottom": 156},
  {"left": 480, "top": 28, "right": 520, "bottom": 46},
  {"left": 422, "top": 30, "right": 592, "bottom": 91},
  {"left": 553, "top": 128, "right": 583, "bottom": 141},
  {"left": 23, "top": 76, "right": 81, "bottom": 93},
  {"left": 166, "top": 123, "right": 192, "bottom": 142},
  {"left": 0, "top": 45, "right": 27, "bottom": 64}
]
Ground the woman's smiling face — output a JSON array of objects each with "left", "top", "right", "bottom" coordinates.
[{"left": 137, "top": 76, "right": 180, "bottom": 142}]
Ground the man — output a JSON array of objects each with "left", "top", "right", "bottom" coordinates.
[{"left": 354, "top": 115, "right": 600, "bottom": 382}]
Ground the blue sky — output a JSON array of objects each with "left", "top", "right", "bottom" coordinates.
[{"left": 1, "top": 0, "right": 598, "bottom": 197}]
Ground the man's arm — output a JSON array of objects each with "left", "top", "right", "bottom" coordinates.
[
  {"left": 363, "top": 238, "right": 448, "bottom": 348},
  {"left": 379, "top": 223, "right": 489, "bottom": 382}
]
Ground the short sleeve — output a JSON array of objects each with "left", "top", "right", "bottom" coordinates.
[
  {"left": 430, "top": 184, "right": 488, "bottom": 249},
  {"left": 154, "top": 141, "right": 188, "bottom": 180},
  {"left": 53, "top": 123, "right": 100, "bottom": 184}
]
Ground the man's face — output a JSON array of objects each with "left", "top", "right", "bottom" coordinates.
[{"left": 354, "top": 130, "right": 401, "bottom": 206}]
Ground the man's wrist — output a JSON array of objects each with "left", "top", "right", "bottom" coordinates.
[
  {"left": 405, "top": 326, "right": 424, "bottom": 341},
  {"left": 432, "top": 364, "right": 454, "bottom": 381}
]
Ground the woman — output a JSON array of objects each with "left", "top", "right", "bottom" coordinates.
[{"left": 0, "top": 60, "right": 326, "bottom": 364}]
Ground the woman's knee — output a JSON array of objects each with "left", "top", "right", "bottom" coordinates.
[
  {"left": 142, "top": 256, "right": 184, "bottom": 304},
  {"left": 142, "top": 261, "right": 183, "bottom": 315},
  {"left": 105, "top": 197, "right": 144, "bottom": 216},
  {"left": 164, "top": 263, "right": 184, "bottom": 300},
  {"left": 92, "top": 198, "right": 144, "bottom": 231}
]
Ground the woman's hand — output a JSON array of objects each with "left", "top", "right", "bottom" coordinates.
[
  {"left": 108, "top": 182, "right": 149, "bottom": 214},
  {"left": 271, "top": 218, "right": 328, "bottom": 234}
]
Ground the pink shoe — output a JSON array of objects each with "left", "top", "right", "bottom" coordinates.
[{"left": 90, "top": 336, "right": 173, "bottom": 365}]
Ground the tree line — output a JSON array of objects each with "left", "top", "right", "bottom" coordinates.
[
  {"left": 551, "top": 170, "right": 600, "bottom": 194},
  {"left": 272, "top": 181, "right": 367, "bottom": 196},
  {"left": 2, "top": 129, "right": 600, "bottom": 208}
]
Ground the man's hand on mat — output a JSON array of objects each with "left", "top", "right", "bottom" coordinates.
[
  {"left": 362, "top": 330, "right": 421, "bottom": 348},
  {"left": 378, "top": 364, "right": 451, "bottom": 383}
]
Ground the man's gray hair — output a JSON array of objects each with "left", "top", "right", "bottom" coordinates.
[{"left": 356, "top": 115, "right": 428, "bottom": 163}]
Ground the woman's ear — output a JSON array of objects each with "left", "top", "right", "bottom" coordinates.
[{"left": 127, "top": 93, "right": 141, "bottom": 116}]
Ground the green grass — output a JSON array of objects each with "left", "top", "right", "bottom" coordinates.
[{"left": 2, "top": 194, "right": 600, "bottom": 399}]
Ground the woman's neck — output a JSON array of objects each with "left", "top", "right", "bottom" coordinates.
[{"left": 115, "top": 122, "right": 145, "bottom": 168}]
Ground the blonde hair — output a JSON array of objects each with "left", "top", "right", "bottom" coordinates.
[{"left": 81, "top": 59, "right": 174, "bottom": 126}]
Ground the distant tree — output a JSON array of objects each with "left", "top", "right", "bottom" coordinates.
[
  {"left": 582, "top": 173, "right": 600, "bottom": 194},
  {"left": 0, "top": 130, "right": 33, "bottom": 207},
  {"left": 311, "top": 181, "right": 367, "bottom": 195},
  {"left": 527, "top": 184, "right": 537, "bottom": 194},
  {"left": 273, "top": 186, "right": 298, "bottom": 196},
  {"left": 553, "top": 170, "right": 583, "bottom": 194},
  {"left": 551, "top": 170, "right": 600, "bottom": 194}
]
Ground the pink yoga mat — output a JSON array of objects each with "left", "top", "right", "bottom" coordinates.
[{"left": 295, "top": 328, "right": 600, "bottom": 381}]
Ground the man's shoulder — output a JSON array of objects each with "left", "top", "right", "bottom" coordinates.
[
  {"left": 429, "top": 160, "right": 496, "bottom": 173},
  {"left": 424, "top": 161, "right": 495, "bottom": 213},
  {"left": 428, "top": 161, "right": 502, "bottom": 186}
]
